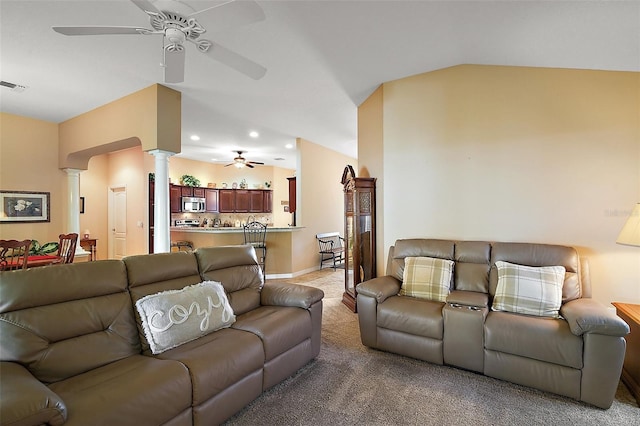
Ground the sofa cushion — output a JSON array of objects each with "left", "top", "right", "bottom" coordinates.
[
  {"left": 399, "top": 256, "right": 453, "bottom": 302},
  {"left": 48, "top": 355, "right": 192, "bottom": 426},
  {"left": 136, "top": 281, "right": 236, "bottom": 354},
  {"left": 377, "top": 295, "right": 444, "bottom": 340},
  {"left": 156, "top": 327, "right": 264, "bottom": 405},
  {"left": 492, "top": 261, "right": 564, "bottom": 318},
  {"left": 485, "top": 311, "right": 583, "bottom": 369}
]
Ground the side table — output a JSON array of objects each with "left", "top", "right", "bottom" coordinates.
[
  {"left": 612, "top": 302, "right": 640, "bottom": 406},
  {"left": 80, "top": 238, "right": 98, "bottom": 261}
]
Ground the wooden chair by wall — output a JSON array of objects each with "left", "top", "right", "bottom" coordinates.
[
  {"left": 54, "top": 233, "right": 78, "bottom": 264},
  {"left": 243, "top": 221, "right": 267, "bottom": 273},
  {"left": 0, "top": 239, "right": 31, "bottom": 271}
]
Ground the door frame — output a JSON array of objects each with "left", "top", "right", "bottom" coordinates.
[{"left": 108, "top": 184, "right": 127, "bottom": 259}]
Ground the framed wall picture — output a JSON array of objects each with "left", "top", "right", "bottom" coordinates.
[
  {"left": 80, "top": 197, "right": 85, "bottom": 214},
  {"left": 0, "top": 190, "right": 50, "bottom": 223}
]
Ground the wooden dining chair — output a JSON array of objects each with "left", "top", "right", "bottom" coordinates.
[
  {"left": 54, "top": 233, "right": 78, "bottom": 264},
  {"left": 0, "top": 239, "right": 31, "bottom": 271}
]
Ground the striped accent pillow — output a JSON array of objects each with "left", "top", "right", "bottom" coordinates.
[
  {"left": 492, "top": 261, "right": 565, "bottom": 318},
  {"left": 400, "top": 256, "right": 454, "bottom": 302}
]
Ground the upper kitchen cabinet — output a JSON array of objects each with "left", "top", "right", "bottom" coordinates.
[
  {"left": 205, "top": 188, "right": 219, "bottom": 213},
  {"left": 219, "top": 189, "right": 272, "bottom": 213},
  {"left": 170, "top": 184, "right": 181, "bottom": 213}
]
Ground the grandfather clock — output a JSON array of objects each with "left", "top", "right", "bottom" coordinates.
[{"left": 341, "top": 165, "right": 376, "bottom": 312}]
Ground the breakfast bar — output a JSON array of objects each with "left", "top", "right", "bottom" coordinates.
[{"left": 170, "top": 226, "right": 304, "bottom": 277}]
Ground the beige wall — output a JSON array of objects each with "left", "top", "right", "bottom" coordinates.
[
  {"left": 58, "top": 84, "right": 181, "bottom": 170},
  {"left": 0, "top": 113, "right": 66, "bottom": 245},
  {"left": 358, "top": 64, "right": 640, "bottom": 305},
  {"left": 292, "top": 138, "right": 357, "bottom": 274}
]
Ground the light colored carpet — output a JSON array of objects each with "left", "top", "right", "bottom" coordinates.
[{"left": 224, "top": 269, "right": 639, "bottom": 425}]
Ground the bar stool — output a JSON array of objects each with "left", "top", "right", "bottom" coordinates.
[{"left": 243, "top": 221, "right": 267, "bottom": 274}]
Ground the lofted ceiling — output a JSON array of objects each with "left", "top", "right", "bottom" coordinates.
[{"left": 1, "top": 0, "right": 638, "bottom": 170}]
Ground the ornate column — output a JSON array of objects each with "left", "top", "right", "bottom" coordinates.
[
  {"left": 149, "top": 149, "right": 174, "bottom": 253},
  {"left": 64, "top": 168, "right": 89, "bottom": 255}
]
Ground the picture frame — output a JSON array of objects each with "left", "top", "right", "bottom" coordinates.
[
  {"left": 80, "top": 197, "right": 85, "bottom": 214},
  {"left": 0, "top": 190, "right": 50, "bottom": 223}
]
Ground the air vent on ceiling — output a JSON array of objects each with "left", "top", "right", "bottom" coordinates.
[
  {"left": 0, "top": 80, "right": 28, "bottom": 93},
  {"left": 274, "top": 157, "right": 285, "bottom": 161}
]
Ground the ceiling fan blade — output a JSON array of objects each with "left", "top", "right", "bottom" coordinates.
[
  {"left": 188, "top": 0, "right": 265, "bottom": 31},
  {"left": 130, "top": 0, "right": 162, "bottom": 15},
  {"left": 246, "top": 164, "right": 255, "bottom": 168},
  {"left": 248, "top": 161, "right": 264, "bottom": 165},
  {"left": 163, "top": 46, "right": 185, "bottom": 83},
  {"left": 202, "top": 42, "right": 266, "bottom": 80},
  {"left": 52, "top": 26, "right": 147, "bottom": 36}
]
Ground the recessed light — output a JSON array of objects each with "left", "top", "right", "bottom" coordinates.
[
  {"left": 190, "top": 135, "right": 200, "bottom": 141},
  {"left": 249, "top": 131, "right": 259, "bottom": 138},
  {"left": 285, "top": 144, "right": 293, "bottom": 149}
]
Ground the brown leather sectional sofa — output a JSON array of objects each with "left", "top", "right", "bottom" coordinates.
[
  {"left": 357, "top": 239, "right": 630, "bottom": 409},
  {"left": 0, "top": 245, "right": 324, "bottom": 426}
]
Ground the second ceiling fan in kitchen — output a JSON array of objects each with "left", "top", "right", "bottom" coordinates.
[{"left": 225, "top": 151, "right": 264, "bottom": 169}]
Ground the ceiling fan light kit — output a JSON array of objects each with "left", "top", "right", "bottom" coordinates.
[
  {"left": 225, "top": 151, "right": 264, "bottom": 169},
  {"left": 52, "top": 0, "right": 266, "bottom": 83}
]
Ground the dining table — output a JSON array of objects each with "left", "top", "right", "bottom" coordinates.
[{"left": 24, "top": 254, "right": 62, "bottom": 268}]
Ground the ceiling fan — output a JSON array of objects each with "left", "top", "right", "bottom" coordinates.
[
  {"left": 52, "top": 0, "right": 267, "bottom": 83},
  {"left": 225, "top": 151, "right": 264, "bottom": 168}
]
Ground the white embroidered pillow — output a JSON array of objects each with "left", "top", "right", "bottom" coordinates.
[
  {"left": 399, "top": 256, "right": 454, "bottom": 302},
  {"left": 492, "top": 261, "right": 565, "bottom": 318},
  {"left": 136, "top": 281, "right": 235, "bottom": 354}
]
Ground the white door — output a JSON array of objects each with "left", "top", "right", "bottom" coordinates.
[{"left": 109, "top": 186, "right": 127, "bottom": 259}]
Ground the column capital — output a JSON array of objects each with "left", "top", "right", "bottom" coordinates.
[
  {"left": 62, "top": 168, "right": 84, "bottom": 176},
  {"left": 148, "top": 149, "right": 177, "bottom": 158}
]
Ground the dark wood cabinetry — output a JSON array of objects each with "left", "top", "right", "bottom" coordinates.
[
  {"left": 219, "top": 189, "right": 272, "bottom": 213},
  {"left": 219, "top": 189, "right": 236, "bottom": 213},
  {"left": 205, "top": 188, "right": 219, "bottom": 213},
  {"left": 342, "top": 167, "right": 376, "bottom": 313},
  {"left": 287, "top": 177, "right": 296, "bottom": 226},
  {"left": 170, "top": 184, "right": 181, "bottom": 213}
]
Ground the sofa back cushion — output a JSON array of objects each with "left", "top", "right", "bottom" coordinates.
[
  {"left": 124, "top": 251, "right": 202, "bottom": 354},
  {"left": 454, "top": 241, "right": 491, "bottom": 292},
  {"left": 489, "top": 242, "right": 582, "bottom": 302},
  {"left": 390, "top": 239, "right": 455, "bottom": 282},
  {"left": 391, "top": 239, "right": 491, "bottom": 293},
  {"left": 195, "top": 245, "right": 263, "bottom": 315},
  {"left": 0, "top": 261, "right": 140, "bottom": 383}
]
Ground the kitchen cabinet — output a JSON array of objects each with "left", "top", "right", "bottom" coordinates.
[
  {"left": 219, "top": 189, "right": 272, "bottom": 213},
  {"left": 287, "top": 177, "right": 296, "bottom": 225},
  {"left": 249, "top": 190, "right": 264, "bottom": 212},
  {"left": 193, "top": 187, "right": 205, "bottom": 197},
  {"left": 263, "top": 190, "right": 272, "bottom": 213},
  {"left": 170, "top": 184, "right": 181, "bottom": 213},
  {"left": 205, "top": 188, "right": 219, "bottom": 213}
]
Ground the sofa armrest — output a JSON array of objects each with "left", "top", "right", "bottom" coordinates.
[
  {"left": 0, "top": 362, "right": 67, "bottom": 426},
  {"left": 261, "top": 282, "right": 324, "bottom": 309},
  {"left": 356, "top": 276, "right": 401, "bottom": 304},
  {"left": 561, "top": 298, "right": 630, "bottom": 337}
]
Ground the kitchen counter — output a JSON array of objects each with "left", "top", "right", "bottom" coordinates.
[
  {"left": 170, "top": 226, "right": 304, "bottom": 233},
  {"left": 170, "top": 226, "right": 305, "bottom": 277}
]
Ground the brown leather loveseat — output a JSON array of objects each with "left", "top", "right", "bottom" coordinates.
[
  {"left": 0, "top": 245, "right": 324, "bottom": 426},
  {"left": 356, "top": 239, "right": 629, "bottom": 409}
]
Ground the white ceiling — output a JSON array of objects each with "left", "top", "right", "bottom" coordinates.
[{"left": 1, "top": 0, "right": 639, "bottom": 170}]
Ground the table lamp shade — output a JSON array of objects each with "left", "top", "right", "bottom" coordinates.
[{"left": 617, "top": 203, "right": 640, "bottom": 247}]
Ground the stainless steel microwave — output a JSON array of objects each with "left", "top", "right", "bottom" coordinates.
[{"left": 181, "top": 197, "right": 206, "bottom": 213}]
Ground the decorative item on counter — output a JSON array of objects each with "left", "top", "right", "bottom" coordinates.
[
  {"left": 240, "top": 179, "right": 247, "bottom": 189},
  {"left": 264, "top": 181, "right": 271, "bottom": 188},
  {"left": 232, "top": 182, "right": 238, "bottom": 189},
  {"left": 180, "top": 174, "right": 200, "bottom": 187},
  {"left": 234, "top": 219, "right": 241, "bottom": 227},
  {"left": 222, "top": 182, "right": 227, "bottom": 189},
  {"left": 213, "top": 218, "right": 221, "bottom": 227}
]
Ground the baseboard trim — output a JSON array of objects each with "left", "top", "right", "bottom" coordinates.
[{"left": 266, "top": 265, "right": 322, "bottom": 280}]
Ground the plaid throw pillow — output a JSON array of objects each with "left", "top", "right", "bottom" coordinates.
[
  {"left": 399, "top": 256, "right": 454, "bottom": 302},
  {"left": 492, "top": 261, "right": 565, "bottom": 318}
]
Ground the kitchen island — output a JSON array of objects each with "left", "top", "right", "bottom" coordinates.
[{"left": 170, "top": 226, "right": 304, "bottom": 278}]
